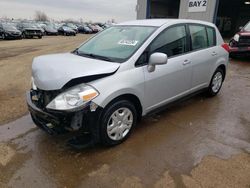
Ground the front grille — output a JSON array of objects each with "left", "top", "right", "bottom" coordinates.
[
  {"left": 239, "top": 36, "right": 250, "bottom": 46},
  {"left": 10, "top": 33, "right": 21, "bottom": 36},
  {"left": 32, "top": 89, "right": 60, "bottom": 109},
  {"left": 25, "top": 30, "right": 41, "bottom": 35}
]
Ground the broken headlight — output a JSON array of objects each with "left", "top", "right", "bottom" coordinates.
[{"left": 46, "top": 84, "right": 99, "bottom": 111}]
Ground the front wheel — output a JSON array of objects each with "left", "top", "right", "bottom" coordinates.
[
  {"left": 100, "top": 100, "right": 137, "bottom": 146},
  {"left": 207, "top": 68, "right": 224, "bottom": 97}
]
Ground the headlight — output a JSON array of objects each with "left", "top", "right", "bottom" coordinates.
[
  {"left": 46, "top": 84, "right": 99, "bottom": 111},
  {"left": 233, "top": 34, "right": 240, "bottom": 42}
]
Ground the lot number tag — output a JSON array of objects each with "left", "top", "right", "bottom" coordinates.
[
  {"left": 118, "top": 40, "right": 138, "bottom": 46},
  {"left": 188, "top": 0, "right": 207, "bottom": 12}
]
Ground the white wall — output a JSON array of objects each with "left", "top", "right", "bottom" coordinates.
[
  {"left": 179, "top": 0, "right": 218, "bottom": 23},
  {"left": 136, "top": 0, "right": 218, "bottom": 23},
  {"left": 136, "top": 0, "right": 147, "bottom": 20}
]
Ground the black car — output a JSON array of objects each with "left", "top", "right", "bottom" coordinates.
[
  {"left": 17, "top": 23, "right": 43, "bottom": 39},
  {"left": 58, "top": 26, "right": 76, "bottom": 36},
  {"left": 77, "top": 25, "right": 92, "bottom": 34},
  {"left": 0, "top": 23, "right": 22, "bottom": 40},
  {"left": 43, "top": 25, "right": 58, "bottom": 35}
]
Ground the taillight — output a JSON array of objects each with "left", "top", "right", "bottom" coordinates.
[{"left": 221, "top": 43, "right": 230, "bottom": 52}]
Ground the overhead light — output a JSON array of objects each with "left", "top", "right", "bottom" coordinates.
[{"left": 245, "top": 1, "right": 250, "bottom": 4}]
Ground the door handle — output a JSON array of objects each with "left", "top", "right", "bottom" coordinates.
[
  {"left": 212, "top": 52, "right": 217, "bottom": 56},
  {"left": 183, "top": 60, "right": 191, "bottom": 65}
]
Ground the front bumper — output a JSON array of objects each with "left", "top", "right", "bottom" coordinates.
[
  {"left": 46, "top": 31, "right": 58, "bottom": 35},
  {"left": 26, "top": 91, "right": 102, "bottom": 137},
  {"left": 24, "top": 31, "right": 42, "bottom": 37},
  {"left": 229, "top": 46, "right": 250, "bottom": 54},
  {"left": 65, "top": 31, "right": 75, "bottom": 35},
  {"left": 5, "top": 33, "right": 22, "bottom": 39}
]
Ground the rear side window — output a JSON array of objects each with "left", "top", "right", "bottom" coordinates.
[
  {"left": 189, "top": 25, "right": 208, "bottom": 50},
  {"left": 149, "top": 25, "right": 187, "bottom": 57},
  {"left": 206, "top": 27, "right": 216, "bottom": 47}
]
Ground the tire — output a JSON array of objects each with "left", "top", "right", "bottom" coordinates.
[
  {"left": 207, "top": 68, "right": 224, "bottom": 97},
  {"left": 100, "top": 100, "right": 137, "bottom": 146},
  {"left": 2, "top": 33, "right": 5, "bottom": 40}
]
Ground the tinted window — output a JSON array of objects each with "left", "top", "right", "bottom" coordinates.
[
  {"left": 189, "top": 25, "right": 208, "bottom": 50},
  {"left": 207, "top": 27, "right": 216, "bottom": 47},
  {"left": 149, "top": 25, "right": 187, "bottom": 57}
]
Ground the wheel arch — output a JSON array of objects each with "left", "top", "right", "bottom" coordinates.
[
  {"left": 100, "top": 93, "right": 143, "bottom": 121},
  {"left": 216, "top": 64, "right": 227, "bottom": 81}
]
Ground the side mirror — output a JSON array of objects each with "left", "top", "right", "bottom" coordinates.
[
  {"left": 239, "top": 26, "right": 243, "bottom": 31},
  {"left": 148, "top": 52, "right": 168, "bottom": 72}
]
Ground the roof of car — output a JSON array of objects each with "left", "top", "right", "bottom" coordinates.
[{"left": 118, "top": 19, "right": 215, "bottom": 27}]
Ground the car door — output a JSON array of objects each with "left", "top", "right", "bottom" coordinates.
[
  {"left": 142, "top": 25, "right": 193, "bottom": 112},
  {"left": 188, "top": 24, "right": 218, "bottom": 90}
]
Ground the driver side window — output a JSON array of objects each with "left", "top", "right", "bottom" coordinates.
[{"left": 149, "top": 25, "right": 187, "bottom": 58}]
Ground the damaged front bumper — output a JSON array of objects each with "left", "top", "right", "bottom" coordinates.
[{"left": 26, "top": 91, "right": 103, "bottom": 139}]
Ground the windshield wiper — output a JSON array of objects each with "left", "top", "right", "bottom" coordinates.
[{"left": 76, "top": 51, "right": 114, "bottom": 62}]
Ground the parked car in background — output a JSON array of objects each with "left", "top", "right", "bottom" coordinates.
[
  {"left": 229, "top": 21, "right": 250, "bottom": 57},
  {"left": 43, "top": 24, "right": 58, "bottom": 35},
  {"left": 102, "top": 23, "right": 112, "bottom": 29},
  {"left": 0, "top": 23, "right": 22, "bottom": 40},
  {"left": 78, "top": 25, "right": 92, "bottom": 34},
  {"left": 27, "top": 19, "right": 229, "bottom": 148},
  {"left": 35, "top": 23, "right": 46, "bottom": 35},
  {"left": 17, "top": 22, "right": 43, "bottom": 39},
  {"left": 58, "top": 26, "right": 76, "bottom": 36},
  {"left": 95, "top": 25, "right": 104, "bottom": 32},
  {"left": 64, "top": 23, "right": 78, "bottom": 33},
  {"left": 88, "top": 24, "right": 99, "bottom": 33}
]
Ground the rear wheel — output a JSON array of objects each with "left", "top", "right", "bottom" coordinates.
[
  {"left": 207, "top": 68, "right": 224, "bottom": 97},
  {"left": 100, "top": 100, "right": 137, "bottom": 146}
]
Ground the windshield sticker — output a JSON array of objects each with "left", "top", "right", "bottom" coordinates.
[{"left": 118, "top": 40, "right": 138, "bottom": 46}]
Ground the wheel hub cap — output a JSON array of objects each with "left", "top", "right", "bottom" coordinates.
[
  {"left": 107, "top": 108, "right": 133, "bottom": 141},
  {"left": 212, "top": 72, "right": 223, "bottom": 93}
]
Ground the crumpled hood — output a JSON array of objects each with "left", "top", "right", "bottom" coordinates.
[{"left": 32, "top": 53, "right": 120, "bottom": 90}]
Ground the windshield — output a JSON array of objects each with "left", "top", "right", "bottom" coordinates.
[
  {"left": 22, "top": 23, "right": 36, "bottom": 28},
  {"left": 2, "top": 24, "right": 17, "bottom": 30},
  {"left": 244, "top": 22, "right": 250, "bottom": 31},
  {"left": 63, "top": 26, "right": 72, "bottom": 30},
  {"left": 46, "top": 25, "right": 55, "bottom": 30},
  {"left": 76, "top": 26, "right": 156, "bottom": 63}
]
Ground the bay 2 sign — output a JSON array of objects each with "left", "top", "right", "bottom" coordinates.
[{"left": 188, "top": 0, "right": 207, "bottom": 12}]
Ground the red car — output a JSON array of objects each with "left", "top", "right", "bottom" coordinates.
[{"left": 229, "top": 21, "right": 250, "bottom": 57}]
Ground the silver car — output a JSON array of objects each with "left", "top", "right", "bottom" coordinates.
[{"left": 27, "top": 19, "right": 229, "bottom": 147}]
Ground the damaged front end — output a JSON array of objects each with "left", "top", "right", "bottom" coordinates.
[{"left": 26, "top": 88, "right": 103, "bottom": 145}]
